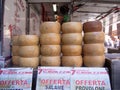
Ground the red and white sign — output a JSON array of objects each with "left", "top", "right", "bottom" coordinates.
[
  {"left": 71, "top": 68, "right": 111, "bottom": 90},
  {"left": 36, "top": 67, "right": 71, "bottom": 90},
  {"left": 0, "top": 68, "right": 33, "bottom": 90}
]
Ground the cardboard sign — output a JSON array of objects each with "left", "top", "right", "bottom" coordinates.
[
  {"left": 36, "top": 67, "right": 71, "bottom": 90},
  {"left": 0, "top": 57, "right": 5, "bottom": 68},
  {"left": 71, "top": 68, "right": 111, "bottom": 90},
  {"left": 0, "top": 68, "right": 33, "bottom": 90}
]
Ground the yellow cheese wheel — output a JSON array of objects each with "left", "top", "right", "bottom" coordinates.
[
  {"left": 12, "top": 56, "right": 19, "bottom": 66},
  {"left": 62, "top": 22, "right": 82, "bottom": 33},
  {"left": 83, "top": 21, "right": 102, "bottom": 33},
  {"left": 62, "top": 45, "right": 82, "bottom": 56},
  {"left": 12, "top": 36, "right": 19, "bottom": 45},
  {"left": 83, "top": 55, "right": 105, "bottom": 67},
  {"left": 19, "top": 46, "right": 39, "bottom": 57},
  {"left": 62, "top": 33, "right": 82, "bottom": 45},
  {"left": 12, "top": 46, "right": 19, "bottom": 56},
  {"left": 41, "top": 56, "right": 60, "bottom": 66},
  {"left": 84, "top": 32, "right": 105, "bottom": 44},
  {"left": 19, "top": 57, "right": 39, "bottom": 68},
  {"left": 41, "top": 45, "right": 61, "bottom": 56},
  {"left": 40, "top": 22, "right": 60, "bottom": 34},
  {"left": 40, "top": 33, "right": 60, "bottom": 45},
  {"left": 83, "top": 44, "right": 104, "bottom": 56},
  {"left": 62, "top": 56, "right": 83, "bottom": 67},
  {"left": 18, "top": 35, "right": 39, "bottom": 46}
]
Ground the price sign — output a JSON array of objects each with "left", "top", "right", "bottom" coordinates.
[
  {"left": 0, "top": 68, "right": 33, "bottom": 90},
  {"left": 71, "top": 68, "right": 111, "bottom": 90},
  {"left": 36, "top": 67, "right": 71, "bottom": 90}
]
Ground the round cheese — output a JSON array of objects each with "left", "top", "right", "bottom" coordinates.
[
  {"left": 62, "top": 22, "right": 82, "bottom": 33},
  {"left": 83, "top": 44, "right": 104, "bottom": 56},
  {"left": 62, "top": 33, "right": 82, "bottom": 45},
  {"left": 41, "top": 56, "right": 60, "bottom": 66},
  {"left": 40, "top": 22, "right": 60, "bottom": 34},
  {"left": 40, "top": 33, "right": 60, "bottom": 45},
  {"left": 18, "top": 35, "right": 39, "bottom": 46},
  {"left": 12, "top": 56, "right": 19, "bottom": 66},
  {"left": 83, "top": 21, "right": 102, "bottom": 33},
  {"left": 62, "top": 56, "right": 83, "bottom": 67},
  {"left": 41, "top": 45, "right": 61, "bottom": 56},
  {"left": 19, "top": 46, "right": 39, "bottom": 57},
  {"left": 83, "top": 55, "right": 105, "bottom": 67},
  {"left": 84, "top": 32, "right": 105, "bottom": 44},
  {"left": 12, "top": 46, "right": 19, "bottom": 56},
  {"left": 62, "top": 45, "right": 82, "bottom": 56},
  {"left": 19, "top": 57, "right": 39, "bottom": 68}
]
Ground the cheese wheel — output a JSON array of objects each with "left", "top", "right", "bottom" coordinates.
[
  {"left": 40, "top": 22, "right": 60, "bottom": 34},
  {"left": 62, "top": 45, "right": 82, "bottom": 56},
  {"left": 18, "top": 35, "right": 39, "bottom": 46},
  {"left": 12, "top": 46, "right": 19, "bottom": 56},
  {"left": 83, "top": 21, "right": 102, "bottom": 33},
  {"left": 62, "top": 33, "right": 82, "bottom": 45},
  {"left": 83, "top": 55, "right": 105, "bottom": 67},
  {"left": 19, "top": 46, "right": 39, "bottom": 57},
  {"left": 19, "top": 57, "right": 39, "bottom": 68},
  {"left": 12, "top": 36, "right": 19, "bottom": 45},
  {"left": 41, "top": 45, "right": 61, "bottom": 56},
  {"left": 83, "top": 44, "right": 104, "bottom": 55},
  {"left": 40, "top": 33, "right": 60, "bottom": 45},
  {"left": 41, "top": 56, "right": 60, "bottom": 66},
  {"left": 84, "top": 32, "right": 105, "bottom": 44},
  {"left": 62, "top": 56, "right": 83, "bottom": 67},
  {"left": 62, "top": 22, "right": 82, "bottom": 33},
  {"left": 12, "top": 56, "right": 19, "bottom": 66}
]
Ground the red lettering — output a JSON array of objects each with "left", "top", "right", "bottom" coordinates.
[{"left": 101, "top": 81, "right": 106, "bottom": 86}]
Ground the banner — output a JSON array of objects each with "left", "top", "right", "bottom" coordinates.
[
  {"left": 71, "top": 68, "right": 111, "bottom": 90},
  {"left": 0, "top": 68, "right": 33, "bottom": 90},
  {"left": 36, "top": 67, "right": 71, "bottom": 90},
  {"left": 36, "top": 67, "right": 111, "bottom": 90}
]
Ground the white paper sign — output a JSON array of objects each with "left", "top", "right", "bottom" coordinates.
[
  {"left": 71, "top": 67, "right": 111, "bottom": 90},
  {"left": 0, "top": 68, "right": 33, "bottom": 90},
  {"left": 36, "top": 67, "right": 71, "bottom": 90}
]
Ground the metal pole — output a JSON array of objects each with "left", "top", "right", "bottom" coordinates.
[
  {"left": 25, "top": 0, "right": 30, "bottom": 34},
  {"left": 0, "top": 0, "right": 4, "bottom": 56}
]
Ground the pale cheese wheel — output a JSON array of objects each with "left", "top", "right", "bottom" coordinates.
[
  {"left": 19, "top": 46, "right": 39, "bottom": 57},
  {"left": 62, "top": 33, "right": 82, "bottom": 45},
  {"left": 40, "top": 33, "right": 60, "bottom": 45},
  {"left": 62, "top": 45, "right": 82, "bottom": 56},
  {"left": 84, "top": 32, "right": 105, "bottom": 44},
  {"left": 40, "top": 22, "right": 60, "bottom": 34},
  {"left": 12, "top": 36, "right": 19, "bottom": 45},
  {"left": 18, "top": 35, "right": 39, "bottom": 46},
  {"left": 19, "top": 57, "right": 39, "bottom": 68},
  {"left": 83, "top": 44, "right": 104, "bottom": 56},
  {"left": 62, "top": 22, "right": 82, "bottom": 33},
  {"left": 83, "top": 21, "right": 102, "bottom": 33},
  {"left": 12, "top": 46, "right": 19, "bottom": 56},
  {"left": 41, "top": 45, "right": 61, "bottom": 56},
  {"left": 12, "top": 56, "right": 19, "bottom": 66},
  {"left": 83, "top": 55, "right": 105, "bottom": 67},
  {"left": 62, "top": 56, "right": 83, "bottom": 67},
  {"left": 41, "top": 56, "right": 60, "bottom": 66}
]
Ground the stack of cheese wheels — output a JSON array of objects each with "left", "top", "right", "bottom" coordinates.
[
  {"left": 18, "top": 35, "right": 39, "bottom": 68},
  {"left": 12, "top": 36, "right": 19, "bottom": 66},
  {"left": 83, "top": 21, "right": 105, "bottom": 67},
  {"left": 40, "top": 22, "right": 61, "bottom": 66},
  {"left": 61, "top": 22, "right": 83, "bottom": 67}
]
